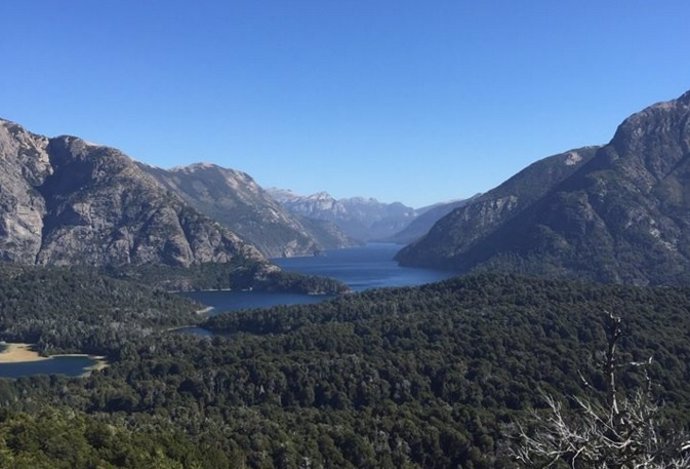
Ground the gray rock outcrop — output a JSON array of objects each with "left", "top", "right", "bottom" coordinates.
[
  {"left": 142, "top": 163, "right": 356, "bottom": 257},
  {"left": 0, "top": 119, "right": 263, "bottom": 267}
]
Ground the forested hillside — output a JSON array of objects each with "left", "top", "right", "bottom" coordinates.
[
  {"left": 0, "top": 262, "right": 347, "bottom": 357},
  {"left": 0, "top": 274, "right": 688, "bottom": 467},
  {"left": 0, "top": 265, "right": 201, "bottom": 356}
]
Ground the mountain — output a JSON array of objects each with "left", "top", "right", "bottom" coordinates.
[
  {"left": 142, "top": 163, "right": 355, "bottom": 257},
  {"left": 268, "top": 189, "right": 416, "bottom": 241},
  {"left": 398, "top": 89, "right": 690, "bottom": 285},
  {"left": 396, "top": 146, "right": 599, "bottom": 267},
  {"left": 0, "top": 118, "right": 263, "bottom": 267},
  {"left": 295, "top": 215, "right": 360, "bottom": 251},
  {"left": 385, "top": 195, "right": 480, "bottom": 244}
]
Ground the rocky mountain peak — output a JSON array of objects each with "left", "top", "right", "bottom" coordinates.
[
  {"left": 611, "top": 92, "right": 690, "bottom": 146},
  {"left": 398, "top": 89, "right": 690, "bottom": 285},
  {"left": 270, "top": 189, "right": 417, "bottom": 241},
  {"left": 601, "top": 90, "right": 690, "bottom": 188},
  {"left": 307, "top": 191, "right": 335, "bottom": 201},
  {"left": 678, "top": 88, "right": 690, "bottom": 105},
  {"left": 142, "top": 165, "right": 355, "bottom": 257},
  {"left": 0, "top": 119, "right": 265, "bottom": 268},
  {"left": 172, "top": 162, "right": 225, "bottom": 173}
]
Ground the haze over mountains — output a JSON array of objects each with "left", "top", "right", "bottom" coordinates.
[
  {"left": 141, "top": 162, "right": 356, "bottom": 257},
  {"left": 268, "top": 188, "right": 471, "bottom": 243},
  {"left": 0, "top": 116, "right": 460, "bottom": 271},
  {"left": 398, "top": 89, "right": 690, "bottom": 286}
]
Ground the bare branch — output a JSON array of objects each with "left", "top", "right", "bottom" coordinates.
[{"left": 510, "top": 311, "right": 689, "bottom": 468}]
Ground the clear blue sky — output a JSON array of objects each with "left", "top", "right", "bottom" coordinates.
[{"left": 1, "top": 1, "right": 689, "bottom": 207}]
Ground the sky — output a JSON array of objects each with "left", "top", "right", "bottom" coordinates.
[{"left": 1, "top": 1, "right": 689, "bottom": 208}]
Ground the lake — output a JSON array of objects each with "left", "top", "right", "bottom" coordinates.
[
  {"left": 1, "top": 244, "right": 452, "bottom": 376},
  {"left": 182, "top": 243, "right": 455, "bottom": 315},
  {"left": 274, "top": 243, "right": 454, "bottom": 292},
  {"left": 0, "top": 343, "right": 108, "bottom": 379},
  {"left": 0, "top": 356, "right": 98, "bottom": 379}
]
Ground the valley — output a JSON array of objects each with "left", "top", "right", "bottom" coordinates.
[
  {"left": 1, "top": 274, "right": 688, "bottom": 467},
  {"left": 0, "top": 69, "right": 690, "bottom": 469}
]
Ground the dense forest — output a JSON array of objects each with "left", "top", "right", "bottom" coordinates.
[
  {"left": 0, "top": 273, "right": 688, "bottom": 467},
  {"left": 0, "top": 261, "right": 347, "bottom": 357},
  {"left": 0, "top": 265, "right": 201, "bottom": 356},
  {"left": 104, "top": 260, "right": 349, "bottom": 294}
]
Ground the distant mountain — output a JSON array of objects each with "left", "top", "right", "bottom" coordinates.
[
  {"left": 0, "top": 119, "right": 263, "bottom": 267},
  {"left": 295, "top": 215, "right": 361, "bottom": 251},
  {"left": 398, "top": 89, "right": 690, "bottom": 285},
  {"left": 385, "top": 195, "right": 480, "bottom": 244},
  {"left": 142, "top": 163, "right": 355, "bottom": 257},
  {"left": 268, "top": 189, "right": 416, "bottom": 241}
]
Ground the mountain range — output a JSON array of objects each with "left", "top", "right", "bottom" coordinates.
[
  {"left": 5, "top": 88, "right": 689, "bottom": 288},
  {"left": 398, "top": 89, "right": 690, "bottom": 286},
  {"left": 1, "top": 114, "right": 481, "bottom": 270},
  {"left": 141, "top": 163, "right": 355, "bottom": 257},
  {"left": 384, "top": 196, "right": 480, "bottom": 245},
  {"left": 268, "top": 188, "right": 457, "bottom": 242},
  {"left": 0, "top": 118, "right": 365, "bottom": 273}
]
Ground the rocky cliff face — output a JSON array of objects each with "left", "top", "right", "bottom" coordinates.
[
  {"left": 0, "top": 119, "right": 264, "bottom": 267},
  {"left": 143, "top": 163, "right": 356, "bottom": 257},
  {"left": 269, "top": 189, "right": 417, "bottom": 241},
  {"left": 0, "top": 120, "right": 50, "bottom": 264},
  {"left": 398, "top": 89, "right": 690, "bottom": 285}
]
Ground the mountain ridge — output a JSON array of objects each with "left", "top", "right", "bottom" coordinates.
[
  {"left": 396, "top": 145, "right": 600, "bottom": 266},
  {"left": 141, "top": 162, "right": 355, "bottom": 257},
  {"left": 268, "top": 188, "right": 417, "bottom": 241},
  {"left": 397, "top": 89, "right": 690, "bottom": 285},
  {"left": 384, "top": 195, "right": 481, "bottom": 244},
  {"left": 0, "top": 118, "right": 264, "bottom": 268}
]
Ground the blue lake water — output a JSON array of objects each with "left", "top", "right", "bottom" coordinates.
[
  {"left": 1, "top": 244, "right": 453, "bottom": 374},
  {"left": 0, "top": 356, "right": 97, "bottom": 379},
  {"left": 274, "top": 243, "right": 454, "bottom": 292},
  {"left": 182, "top": 243, "right": 455, "bottom": 316},
  {"left": 181, "top": 290, "right": 328, "bottom": 316}
]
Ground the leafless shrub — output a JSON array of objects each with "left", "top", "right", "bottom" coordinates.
[{"left": 511, "top": 312, "right": 690, "bottom": 468}]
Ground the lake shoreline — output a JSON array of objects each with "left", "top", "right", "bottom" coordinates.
[
  {"left": 0, "top": 343, "right": 50, "bottom": 363},
  {"left": 0, "top": 342, "right": 109, "bottom": 375},
  {"left": 195, "top": 305, "right": 215, "bottom": 315}
]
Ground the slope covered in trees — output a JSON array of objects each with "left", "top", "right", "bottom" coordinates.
[
  {"left": 0, "top": 409, "right": 224, "bottom": 469},
  {"left": 0, "top": 264, "right": 201, "bottom": 356},
  {"left": 0, "top": 274, "right": 688, "bottom": 467}
]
